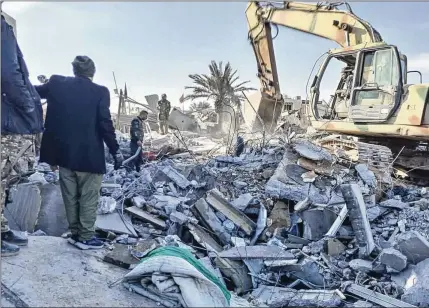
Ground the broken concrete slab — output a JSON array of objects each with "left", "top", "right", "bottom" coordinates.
[
  {"left": 131, "top": 195, "right": 146, "bottom": 208},
  {"left": 188, "top": 223, "right": 224, "bottom": 253},
  {"left": 379, "top": 248, "right": 407, "bottom": 272},
  {"left": 95, "top": 212, "right": 138, "bottom": 237},
  {"left": 325, "top": 205, "right": 348, "bottom": 237},
  {"left": 4, "top": 184, "right": 41, "bottom": 233},
  {"left": 252, "top": 286, "right": 342, "bottom": 307},
  {"left": 301, "top": 208, "right": 338, "bottom": 241},
  {"left": 125, "top": 206, "right": 166, "bottom": 229},
  {"left": 395, "top": 230, "right": 429, "bottom": 264},
  {"left": 199, "top": 257, "right": 226, "bottom": 287},
  {"left": 265, "top": 179, "right": 345, "bottom": 204},
  {"left": 169, "top": 211, "right": 189, "bottom": 225},
  {"left": 35, "top": 183, "right": 68, "bottom": 236},
  {"left": 346, "top": 283, "right": 416, "bottom": 308},
  {"left": 355, "top": 164, "right": 377, "bottom": 188},
  {"left": 231, "top": 193, "right": 254, "bottom": 211},
  {"left": 103, "top": 243, "right": 140, "bottom": 269},
  {"left": 366, "top": 206, "right": 388, "bottom": 222},
  {"left": 218, "top": 245, "right": 295, "bottom": 260},
  {"left": 297, "top": 157, "right": 334, "bottom": 176},
  {"left": 267, "top": 201, "right": 291, "bottom": 233},
  {"left": 380, "top": 199, "right": 407, "bottom": 210},
  {"left": 293, "top": 140, "right": 333, "bottom": 162},
  {"left": 327, "top": 238, "right": 346, "bottom": 256},
  {"left": 130, "top": 239, "right": 160, "bottom": 259},
  {"left": 349, "top": 259, "right": 373, "bottom": 273},
  {"left": 161, "top": 165, "right": 191, "bottom": 189},
  {"left": 250, "top": 204, "right": 267, "bottom": 245},
  {"left": 274, "top": 258, "right": 326, "bottom": 286},
  {"left": 214, "top": 256, "right": 253, "bottom": 295},
  {"left": 194, "top": 198, "right": 231, "bottom": 245},
  {"left": 341, "top": 184, "right": 375, "bottom": 258},
  {"left": 1, "top": 236, "right": 156, "bottom": 307},
  {"left": 206, "top": 189, "right": 255, "bottom": 236}
]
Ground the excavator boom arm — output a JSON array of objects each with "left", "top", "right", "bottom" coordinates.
[{"left": 246, "top": 1, "right": 383, "bottom": 101}]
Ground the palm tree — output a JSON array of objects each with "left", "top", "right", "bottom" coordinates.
[
  {"left": 189, "top": 101, "right": 212, "bottom": 112},
  {"left": 184, "top": 61, "right": 256, "bottom": 114}
]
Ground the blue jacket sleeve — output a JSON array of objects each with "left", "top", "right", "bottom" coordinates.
[
  {"left": 1, "top": 17, "right": 34, "bottom": 112},
  {"left": 98, "top": 88, "right": 119, "bottom": 155}
]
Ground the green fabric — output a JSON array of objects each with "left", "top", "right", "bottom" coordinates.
[
  {"left": 59, "top": 167, "right": 103, "bottom": 241},
  {"left": 140, "top": 246, "right": 231, "bottom": 304}
]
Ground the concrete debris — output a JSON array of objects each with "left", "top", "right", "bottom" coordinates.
[
  {"left": 13, "top": 127, "right": 429, "bottom": 307},
  {"left": 97, "top": 196, "right": 117, "bottom": 214},
  {"left": 231, "top": 193, "right": 254, "bottom": 211},
  {"left": 349, "top": 259, "right": 373, "bottom": 273},
  {"left": 379, "top": 248, "right": 408, "bottom": 272},
  {"left": 401, "top": 258, "right": 429, "bottom": 306},
  {"left": 252, "top": 286, "right": 342, "bottom": 307},
  {"left": 341, "top": 184, "right": 375, "bottom": 257},
  {"left": 4, "top": 183, "right": 42, "bottom": 233},
  {"left": 395, "top": 230, "right": 429, "bottom": 264},
  {"left": 293, "top": 140, "right": 333, "bottom": 162},
  {"left": 355, "top": 163, "right": 377, "bottom": 188},
  {"left": 218, "top": 245, "right": 295, "bottom": 260}
]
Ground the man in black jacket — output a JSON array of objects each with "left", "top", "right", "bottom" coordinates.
[
  {"left": 1, "top": 14, "right": 44, "bottom": 256},
  {"left": 35, "top": 56, "right": 123, "bottom": 250},
  {"left": 130, "top": 110, "right": 148, "bottom": 172}
]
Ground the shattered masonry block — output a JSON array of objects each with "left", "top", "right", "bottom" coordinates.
[
  {"left": 349, "top": 259, "right": 373, "bottom": 273},
  {"left": 252, "top": 286, "right": 342, "bottom": 307},
  {"left": 340, "top": 184, "right": 375, "bottom": 258},
  {"left": 401, "top": 258, "right": 429, "bottom": 306},
  {"left": 293, "top": 140, "right": 333, "bottom": 162},
  {"left": 379, "top": 248, "right": 407, "bottom": 272},
  {"left": 161, "top": 165, "right": 191, "bottom": 189},
  {"left": 395, "top": 230, "right": 429, "bottom": 264},
  {"left": 355, "top": 164, "right": 377, "bottom": 188},
  {"left": 169, "top": 211, "right": 188, "bottom": 225}
]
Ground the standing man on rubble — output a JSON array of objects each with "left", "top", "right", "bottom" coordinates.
[
  {"left": 1, "top": 14, "right": 44, "bottom": 256},
  {"left": 157, "top": 93, "right": 171, "bottom": 135},
  {"left": 34, "top": 56, "right": 124, "bottom": 250},
  {"left": 129, "top": 110, "right": 148, "bottom": 172}
]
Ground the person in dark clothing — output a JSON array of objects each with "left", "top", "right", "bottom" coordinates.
[
  {"left": 34, "top": 55, "right": 124, "bottom": 250},
  {"left": 130, "top": 110, "right": 148, "bottom": 172},
  {"left": 1, "top": 14, "right": 43, "bottom": 256}
]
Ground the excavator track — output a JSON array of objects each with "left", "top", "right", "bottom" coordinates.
[{"left": 316, "top": 138, "right": 393, "bottom": 173}]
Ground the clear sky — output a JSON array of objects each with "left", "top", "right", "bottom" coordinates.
[{"left": 4, "top": 1, "right": 429, "bottom": 112}]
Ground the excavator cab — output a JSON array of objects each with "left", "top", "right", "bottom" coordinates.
[{"left": 310, "top": 44, "right": 404, "bottom": 123}]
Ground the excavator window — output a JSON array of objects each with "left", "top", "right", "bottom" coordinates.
[{"left": 354, "top": 48, "right": 400, "bottom": 108}]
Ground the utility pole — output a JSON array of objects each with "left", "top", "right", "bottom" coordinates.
[{"left": 113, "top": 71, "right": 122, "bottom": 130}]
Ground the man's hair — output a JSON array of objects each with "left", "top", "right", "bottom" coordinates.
[
  {"left": 161, "top": 93, "right": 167, "bottom": 99},
  {"left": 139, "top": 110, "right": 148, "bottom": 116},
  {"left": 72, "top": 56, "right": 96, "bottom": 78}
]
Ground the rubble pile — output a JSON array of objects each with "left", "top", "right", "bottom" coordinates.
[
  {"left": 8, "top": 130, "right": 429, "bottom": 307},
  {"left": 95, "top": 132, "right": 429, "bottom": 307}
]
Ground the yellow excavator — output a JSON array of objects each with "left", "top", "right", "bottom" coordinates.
[{"left": 246, "top": 1, "right": 429, "bottom": 181}]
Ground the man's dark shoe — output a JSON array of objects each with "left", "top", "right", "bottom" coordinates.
[
  {"left": 67, "top": 234, "right": 79, "bottom": 245},
  {"left": 75, "top": 236, "right": 104, "bottom": 250},
  {"left": 2, "top": 230, "right": 28, "bottom": 246},
  {"left": 1, "top": 241, "right": 20, "bottom": 257}
]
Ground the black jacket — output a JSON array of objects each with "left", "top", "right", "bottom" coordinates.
[
  {"left": 35, "top": 75, "right": 119, "bottom": 174},
  {"left": 1, "top": 15, "right": 43, "bottom": 135},
  {"left": 130, "top": 117, "right": 144, "bottom": 143}
]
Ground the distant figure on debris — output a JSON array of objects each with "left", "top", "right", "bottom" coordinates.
[
  {"left": 130, "top": 110, "right": 148, "bottom": 172},
  {"left": 157, "top": 93, "right": 171, "bottom": 135},
  {"left": 34, "top": 55, "right": 124, "bottom": 250}
]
